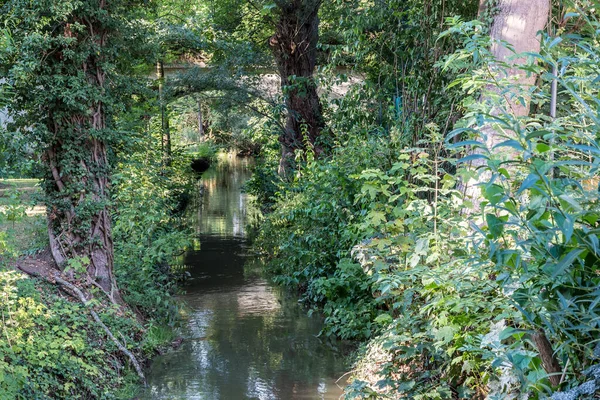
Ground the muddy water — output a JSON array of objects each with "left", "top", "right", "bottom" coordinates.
[{"left": 142, "top": 155, "right": 349, "bottom": 400}]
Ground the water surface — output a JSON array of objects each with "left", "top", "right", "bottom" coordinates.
[{"left": 143, "top": 155, "right": 348, "bottom": 400}]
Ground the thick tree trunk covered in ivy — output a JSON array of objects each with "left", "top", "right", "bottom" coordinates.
[
  {"left": 43, "top": 2, "right": 124, "bottom": 305},
  {"left": 270, "top": 0, "right": 325, "bottom": 176},
  {"left": 3, "top": 0, "right": 133, "bottom": 305}
]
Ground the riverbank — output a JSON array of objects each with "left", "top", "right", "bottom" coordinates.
[{"left": 0, "top": 153, "right": 198, "bottom": 398}]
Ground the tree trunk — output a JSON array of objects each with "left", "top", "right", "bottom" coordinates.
[
  {"left": 532, "top": 330, "right": 562, "bottom": 387},
  {"left": 463, "top": 0, "right": 550, "bottom": 208},
  {"left": 270, "top": 0, "right": 325, "bottom": 176},
  {"left": 157, "top": 60, "right": 171, "bottom": 166},
  {"left": 467, "top": 0, "right": 561, "bottom": 387},
  {"left": 197, "top": 98, "right": 204, "bottom": 141},
  {"left": 487, "top": 0, "right": 549, "bottom": 120},
  {"left": 45, "top": 4, "right": 124, "bottom": 305}
]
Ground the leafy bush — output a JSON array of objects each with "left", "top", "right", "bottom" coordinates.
[
  {"left": 443, "top": 14, "right": 600, "bottom": 397},
  {"left": 112, "top": 147, "right": 193, "bottom": 325},
  {"left": 256, "top": 7, "right": 600, "bottom": 398},
  {"left": 0, "top": 271, "right": 143, "bottom": 399}
]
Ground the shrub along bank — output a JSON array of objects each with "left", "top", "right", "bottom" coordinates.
[
  {"left": 253, "top": 10, "right": 600, "bottom": 400},
  {"left": 0, "top": 148, "right": 194, "bottom": 398}
]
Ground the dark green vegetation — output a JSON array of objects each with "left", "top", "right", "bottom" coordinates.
[{"left": 1, "top": 0, "right": 599, "bottom": 399}]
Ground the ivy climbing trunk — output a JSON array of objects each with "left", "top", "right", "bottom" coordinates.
[
  {"left": 0, "top": 0, "right": 141, "bottom": 306},
  {"left": 43, "top": 1, "right": 125, "bottom": 305},
  {"left": 270, "top": 0, "right": 325, "bottom": 176}
]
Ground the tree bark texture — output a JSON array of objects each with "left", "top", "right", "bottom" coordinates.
[
  {"left": 487, "top": 0, "right": 550, "bottom": 122},
  {"left": 157, "top": 60, "right": 172, "bottom": 166},
  {"left": 531, "top": 330, "right": 562, "bottom": 387},
  {"left": 45, "top": 1, "right": 123, "bottom": 305},
  {"left": 463, "top": 0, "right": 550, "bottom": 208},
  {"left": 270, "top": 0, "right": 325, "bottom": 176}
]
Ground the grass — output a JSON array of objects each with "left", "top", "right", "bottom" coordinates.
[
  {"left": 0, "top": 215, "right": 47, "bottom": 260},
  {"left": 0, "top": 179, "right": 40, "bottom": 202},
  {"left": 0, "top": 178, "right": 39, "bottom": 187},
  {"left": 0, "top": 179, "right": 46, "bottom": 264},
  {"left": 143, "top": 323, "right": 176, "bottom": 355}
]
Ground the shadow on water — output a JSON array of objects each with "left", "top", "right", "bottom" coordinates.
[{"left": 142, "top": 154, "right": 349, "bottom": 400}]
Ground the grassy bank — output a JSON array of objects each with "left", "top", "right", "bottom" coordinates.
[
  {"left": 0, "top": 179, "right": 45, "bottom": 262},
  {"left": 0, "top": 155, "right": 194, "bottom": 398}
]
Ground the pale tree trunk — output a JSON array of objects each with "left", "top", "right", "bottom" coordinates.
[
  {"left": 270, "top": 0, "right": 325, "bottom": 176},
  {"left": 487, "top": 0, "right": 549, "bottom": 122},
  {"left": 463, "top": 0, "right": 550, "bottom": 207}
]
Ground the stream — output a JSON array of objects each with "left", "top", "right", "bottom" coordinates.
[{"left": 142, "top": 155, "right": 349, "bottom": 400}]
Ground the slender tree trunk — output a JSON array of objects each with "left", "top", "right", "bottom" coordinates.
[
  {"left": 197, "top": 98, "right": 204, "bottom": 141},
  {"left": 532, "top": 330, "right": 562, "bottom": 387},
  {"left": 46, "top": 3, "right": 123, "bottom": 305},
  {"left": 270, "top": 0, "right": 325, "bottom": 176},
  {"left": 157, "top": 60, "right": 171, "bottom": 166}
]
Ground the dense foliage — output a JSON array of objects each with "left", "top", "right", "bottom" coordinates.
[
  {"left": 254, "top": 1, "right": 600, "bottom": 399},
  {"left": 2, "top": 0, "right": 600, "bottom": 398},
  {"left": 0, "top": 271, "right": 143, "bottom": 398}
]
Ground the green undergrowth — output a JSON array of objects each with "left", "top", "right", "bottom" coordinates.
[
  {"left": 112, "top": 147, "right": 194, "bottom": 325},
  {"left": 254, "top": 134, "right": 401, "bottom": 340},
  {"left": 0, "top": 149, "right": 194, "bottom": 398},
  {"left": 187, "top": 141, "right": 219, "bottom": 164},
  {"left": 254, "top": 9, "right": 600, "bottom": 400},
  {"left": 0, "top": 271, "right": 144, "bottom": 399}
]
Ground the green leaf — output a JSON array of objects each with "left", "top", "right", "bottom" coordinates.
[
  {"left": 548, "top": 37, "right": 562, "bottom": 49},
  {"left": 559, "top": 194, "right": 583, "bottom": 211},
  {"left": 536, "top": 143, "right": 551, "bottom": 153},
  {"left": 551, "top": 248, "right": 585, "bottom": 279},
  {"left": 374, "top": 313, "right": 393, "bottom": 325},
  {"left": 483, "top": 184, "right": 505, "bottom": 206},
  {"left": 457, "top": 154, "right": 489, "bottom": 164},
  {"left": 526, "top": 130, "right": 553, "bottom": 140},
  {"left": 517, "top": 173, "right": 539, "bottom": 194},
  {"left": 486, "top": 214, "right": 504, "bottom": 238},
  {"left": 435, "top": 326, "right": 457, "bottom": 345},
  {"left": 494, "top": 139, "right": 523, "bottom": 151}
]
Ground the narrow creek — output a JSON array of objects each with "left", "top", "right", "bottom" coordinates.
[{"left": 142, "top": 155, "right": 349, "bottom": 400}]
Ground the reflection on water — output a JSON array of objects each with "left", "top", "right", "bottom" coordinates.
[
  {"left": 192, "top": 154, "right": 260, "bottom": 238},
  {"left": 143, "top": 154, "right": 348, "bottom": 400}
]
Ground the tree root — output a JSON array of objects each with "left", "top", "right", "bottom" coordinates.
[{"left": 18, "top": 267, "right": 147, "bottom": 384}]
